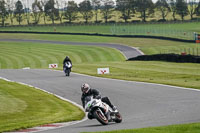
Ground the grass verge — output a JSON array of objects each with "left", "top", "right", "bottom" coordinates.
[
  {"left": 0, "top": 79, "right": 84, "bottom": 132},
  {"left": 82, "top": 122, "right": 200, "bottom": 133},
  {"left": 72, "top": 61, "right": 200, "bottom": 89}
]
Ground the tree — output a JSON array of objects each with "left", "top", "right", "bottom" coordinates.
[
  {"left": 176, "top": 0, "right": 188, "bottom": 20},
  {"left": 65, "top": 1, "right": 78, "bottom": 23},
  {"left": 7, "top": 0, "right": 15, "bottom": 25},
  {"left": 41, "top": 0, "right": 47, "bottom": 24},
  {"left": 156, "top": 0, "right": 171, "bottom": 20},
  {"left": 45, "top": 0, "right": 59, "bottom": 24},
  {"left": 14, "top": 0, "right": 24, "bottom": 25},
  {"left": 169, "top": 0, "right": 177, "bottom": 21},
  {"left": 32, "top": 0, "right": 43, "bottom": 24},
  {"left": 116, "top": 0, "right": 135, "bottom": 22},
  {"left": 0, "top": 0, "right": 8, "bottom": 26},
  {"left": 135, "top": 0, "right": 155, "bottom": 22},
  {"left": 56, "top": 0, "right": 65, "bottom": 24},
  {"left": 188, "top": 0, "right": 199, "bottom": 19},
  {"left": 196, "top": 0, "right": 200, "bottom": 15},
  {"left": 79, "top": 0, "right": 93, "bottom": 23},
  {"left": 91, "top": 0, "right": 101, "bottom": 23},
  {"left": 130, "top": 0, "right": 137, "bottom": 16},
  {"left": 101, "top": 0, "right": 115, "bottom": 23},
  {"left": 24, "top": 3, "right": 31, "bottom": 25}
]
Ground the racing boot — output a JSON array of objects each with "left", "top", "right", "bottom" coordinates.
[{"left": 112, "top": 106, "right": 118, "bottom": 112}]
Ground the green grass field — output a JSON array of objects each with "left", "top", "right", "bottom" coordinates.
[
  {"left": 1, "top": 21, "right": 200, "bottom": 40},
  {"left": 0, "top": 41, "right": 125, "bottom": 69},
  {"left": 0, "top": 79, "right": 84, "bottom": 132},
  {"left": 2, "top": 22, "right": 200, "bottom": 33}
]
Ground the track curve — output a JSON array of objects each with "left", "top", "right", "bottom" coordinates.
[
  {"left": 0, "top": 69, "right": 200, "bottom": 133},
  {"left": 0, "top": 39, "right": 143, "bottom": 59}
]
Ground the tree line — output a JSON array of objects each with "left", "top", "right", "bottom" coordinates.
[{"left": 0, "top": 0, "right": 200, "bottom": 26}]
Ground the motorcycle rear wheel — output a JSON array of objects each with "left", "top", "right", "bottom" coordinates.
[
  {"left": 114, "top": 112, "right": 122, "bottom": 123},
  {"left": 65, "top": 69, "right": 70, "bottom": 76},
  {"left": 93, "top": 109, "right": 108, "bottom": 125}
]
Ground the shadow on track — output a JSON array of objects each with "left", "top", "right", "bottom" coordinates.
[{"left": 76, "top": 122, "right": 117, "bottom": 128}]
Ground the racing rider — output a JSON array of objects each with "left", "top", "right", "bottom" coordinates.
[
  {"left": 81, "top": 83, "right": 117, "bottom": 112},
  {"left": 63, "top": 56, "right": 72, "bottom": 70}
]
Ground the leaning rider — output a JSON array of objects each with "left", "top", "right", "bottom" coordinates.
[{"left": 81, "top": 83, "right": 117, "bottom": 111}]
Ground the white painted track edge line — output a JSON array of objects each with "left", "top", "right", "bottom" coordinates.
[{"left": 53, "top": 69, "right": 200, "bottom": 92}]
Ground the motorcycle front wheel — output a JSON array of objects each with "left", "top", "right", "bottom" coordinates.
[{"left": 93, "top": 109, "right": 108, "bottom": 125}]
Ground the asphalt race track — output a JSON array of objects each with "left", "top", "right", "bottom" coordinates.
[
  {"left": 1, "top": 39, "right": 200, "bottom": 133},
  {"left": 1, "top": 69, "right": 200, "bottom": 133}
]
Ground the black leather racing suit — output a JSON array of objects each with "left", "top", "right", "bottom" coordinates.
[
  {"left": 63, "top": 57, "right": 72, "bottom": 70},
  {"left": 81, "top": 88, "right": 114, "bottom": 111},
  {"left": 63, "top": 57, "right": 72, "bottom": 66}
]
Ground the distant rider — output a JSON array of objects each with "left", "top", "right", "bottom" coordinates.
[
  {"left": 63, "top": 56, "right": 72, "bottom": 70},
  {"left": 81, "top": 83, "right": 117, "bottom": 112}
]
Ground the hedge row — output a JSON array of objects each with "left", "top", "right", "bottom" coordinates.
[{"left": 128, "top": 54, "right": 200, "bottom": 63}]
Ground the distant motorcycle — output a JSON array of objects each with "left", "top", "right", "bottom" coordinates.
[
  {"left": 85, "top": 96, "right": 122, "bottom": 125},
  {"left": 63, "top": 62, "right": 72, "bottom": 76}
]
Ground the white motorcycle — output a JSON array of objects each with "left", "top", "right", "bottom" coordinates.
[
  {"left": 85, "top": 96, "right": 122, "bottom": 125},
  {"left": 63, "top": 62, "right": 72, "bottom": 76}
]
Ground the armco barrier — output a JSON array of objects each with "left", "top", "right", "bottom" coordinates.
[{"left": 0, "top": 31, "right": 196, "bottom": 43}]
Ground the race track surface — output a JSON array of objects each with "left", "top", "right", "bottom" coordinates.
[
  {"left": 0, "top": 39, "right": 143, "bottom": 59},
  {"left": 1, "top": 69, "right": 200, "bottom": 133}
]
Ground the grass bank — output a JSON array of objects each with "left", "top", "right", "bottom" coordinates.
[
  {"left": 1, "top": 22, "right": 200, "bottom": 40},
  {"left": 0, "top": 41, "right": 125, "bottom": 69},
  {"left": 0, "top": 79, "right": 84, "bottom": 132},
  {"left": 83, "top": 122, "right": 200, "bottom": 133},
  {"left": 1, "top": 22, "right": 200, "bottom": 33}
]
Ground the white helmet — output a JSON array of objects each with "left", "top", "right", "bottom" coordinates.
[{"left": 81, "top": 83, "right": 90, "bottom": 94}]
